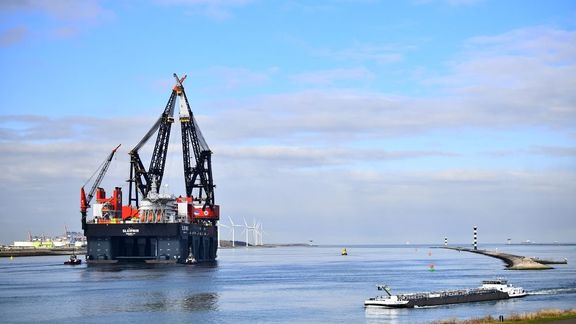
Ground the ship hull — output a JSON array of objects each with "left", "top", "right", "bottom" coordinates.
[
  {"left": 84, "top": 223, "right": 217, "bottom": 264},
  {"left": 365, "top": 290, "right": 511, "bottom": 308}
]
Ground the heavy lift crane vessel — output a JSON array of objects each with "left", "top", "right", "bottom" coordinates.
[{"left": 82, "top": 74, "right": 219, "bottom": 263}]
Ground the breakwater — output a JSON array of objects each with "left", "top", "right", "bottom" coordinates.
[{"left": 441, "top": 246, "right": 567, "bottom": 270}]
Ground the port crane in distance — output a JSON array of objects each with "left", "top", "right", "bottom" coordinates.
[{"left": 80, "top": 144, "right": 121, "bottom": 230}]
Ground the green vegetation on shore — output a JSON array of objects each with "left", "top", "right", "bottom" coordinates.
[{"left": 435, "top": 309, "right": 576, "bottom": 324}]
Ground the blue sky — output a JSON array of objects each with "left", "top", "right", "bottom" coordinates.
[{"left": 0, "top": 0, "right": 575, "bottom": 245}]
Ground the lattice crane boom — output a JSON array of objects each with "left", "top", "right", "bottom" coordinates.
[
  {"left": 174, "top": 73, "right": 215, "bottom": 208},
  {"left": 80, "top": 144, "right": 121, "bottom": 229},
  {"left": 128, "top": 88, "right": 177, "bottom": 206},
  {"left": 125, "top": 73, "right": 217, "bottom": 221}
]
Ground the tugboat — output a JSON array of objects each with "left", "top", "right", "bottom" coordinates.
[
  {"left": 185, "top": 247, "right": 197, "bottom": 265},
  {"left": 64, "top": 254, "right": 82, "bottom": 265},
  {"left": 364, "top": 279, "right": 526, "bottom": 308}
]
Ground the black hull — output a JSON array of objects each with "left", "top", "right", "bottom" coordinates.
[
  {"left": 84, "top": 223, "right": 217, "bottom": 264},
  {"left": 396, "top": 291, "right": 510, "bottom": 308}
]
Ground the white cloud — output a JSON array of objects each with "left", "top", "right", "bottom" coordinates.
[
  {"left": 422, "top": 27, "right": 576, "bottom": 130},
  {"left": 315, "top": 43, "right": 407, "bottom": 64},
  {"left": 175, "top": 28, "right": 575, "bottom": 146},
  {"left": 207, "top": 66, "right": 271, "bottom": 89},
  {"left": 0, "top": 0, "right": 111, "bottom": 21},
  {"left": 154, "top": 0, "right": 254, "bottom": 19},
  {"left": 488, "top": 146, "right": 576, "bottom": 158},
  {"left": 290, "top": 67, "right": 375, "bottom": 85},
  {"left": 0, "top": 26, "right": 27, "bottom": 47},
  {"left": 0, "top": 0, "right": 113, "bottom": 44},
  {"left": 413, "top": 0, "right": 484, "bottom": 6},
  {"left": 216, "top": 145, "right": 454, "bottom": 169}
]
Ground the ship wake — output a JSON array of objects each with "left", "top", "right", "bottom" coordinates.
[{"left": 528, "top": 287, "right": 576, "bottom": 295}]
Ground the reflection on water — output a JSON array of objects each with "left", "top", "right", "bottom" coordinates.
[
  {"left": 137, "top": 291, "right": 219, "bottom": 312},
  {"left": 75, "top": 262, "right": 221, "bottom": 315},
  {"left": 83, "top": 262, "right": 218, "bottom": 272},
  {"left": 365, "top": 306, "right": 406, "bottom": 324},
  {"left": 181, "top": 292, "right": 219, "bottom": 311}
]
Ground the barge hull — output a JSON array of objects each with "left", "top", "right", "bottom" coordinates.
[
  {"left": 407, "top": 290, "right": 510, "bottom": 308},
  {"left": 85, "top": 223, "right": 217, "bottom": 264},
  {"left": 366, "top": 290, "right": 511, "bottom": 308}
]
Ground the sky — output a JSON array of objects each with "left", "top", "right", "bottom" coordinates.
[{"left": 0, "top": 0, "right": 575, "bottom": 245}]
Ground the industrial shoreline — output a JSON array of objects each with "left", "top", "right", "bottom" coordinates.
[
  {"left": 0, "top": 246, "right": 85, "bottom": 257},
  {"left": 0, "top": 242, "right": 310, "bottom": 258}
]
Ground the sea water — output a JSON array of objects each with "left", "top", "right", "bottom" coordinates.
[{"left": 0, "top": 244, "right": 575, "bottom": 323}]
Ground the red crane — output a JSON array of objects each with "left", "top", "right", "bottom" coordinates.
[{"left": 80, "top": 144, "right": 121, "bottom": 230}]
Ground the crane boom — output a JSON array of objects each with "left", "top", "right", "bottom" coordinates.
[
  {"left": 175, "top": 73, "right": 215, "bottom": 207},
  {"left": 128, "top": 85, "right": 177, "bottom": 206},
  {"left": 126, "top": 73, "right": 217, "bottom": 214},
  {"left": 80, "top": 144, "right": 121, "bottom": 230}
]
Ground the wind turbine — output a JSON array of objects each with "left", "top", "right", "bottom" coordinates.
[
  {"left": 251, "top": 219, "right": 261, "bottom": 246},
  {"left": 218, "top": 221, "right": 230, "bottom": 248},
  {"left": 250, "top": 218, "right": 257, "bottom": 247},
  {"left": 257, "top": 222, "right": 267, "bottom": 246},
  {"left": 256, "top": 222, "right": 264, "bottom": 246},
  {"left": 228, "top": 216, "right": 242, "bottom": 247},
  {"left": 243, "top": 217, "right": 255, "bottom": 247}
]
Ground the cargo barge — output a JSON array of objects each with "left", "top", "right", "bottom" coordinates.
[
  {"left": 82, "top": 74, "right": 219, "bottom": 264},
  {"left": 364, "top": 279, "right": 527, "bottom": 308}
]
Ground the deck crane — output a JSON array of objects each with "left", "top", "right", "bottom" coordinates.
[
  {"left": 80, "top": 144, "right": 121, "bottom": 230},
  {"left": 127, "top": 78, "right": 179, "bottom": 207},
  {"left": 174, "top": 73, "right": 216, "bottom": 210},
  {"left": 127, "top": 73, "right": 217, "bottom": 218}
]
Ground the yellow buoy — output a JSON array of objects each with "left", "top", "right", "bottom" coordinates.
[{"left": 341, "top": 248, "right": 348, "bottom": 256}]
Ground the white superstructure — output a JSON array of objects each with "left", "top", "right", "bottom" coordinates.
[{"left": 479, "top": 279, "right": 527, "bottom": 298}]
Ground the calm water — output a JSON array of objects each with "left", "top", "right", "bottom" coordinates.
[{"left": 1, "top": 244, "right": 575, "bottom": 323}]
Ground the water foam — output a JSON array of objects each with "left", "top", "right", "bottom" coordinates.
[{"left": 529, "top": 287, "right": 576, "bottom": 295}]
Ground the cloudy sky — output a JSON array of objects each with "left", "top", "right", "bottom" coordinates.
[{"left": 0, "top": 0, "right": 575, "bottom": 245}]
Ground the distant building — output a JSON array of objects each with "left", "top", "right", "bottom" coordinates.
[{"left": 12, "top": 231, "right": 86, "bottom": 248}]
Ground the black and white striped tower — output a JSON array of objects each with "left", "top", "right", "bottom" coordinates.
[
  {"left": 473, "top": 226, "right": 478, "bottom": 250},
  {"left": 444, "top": 237, "right": 448, "bottom": 246}
]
